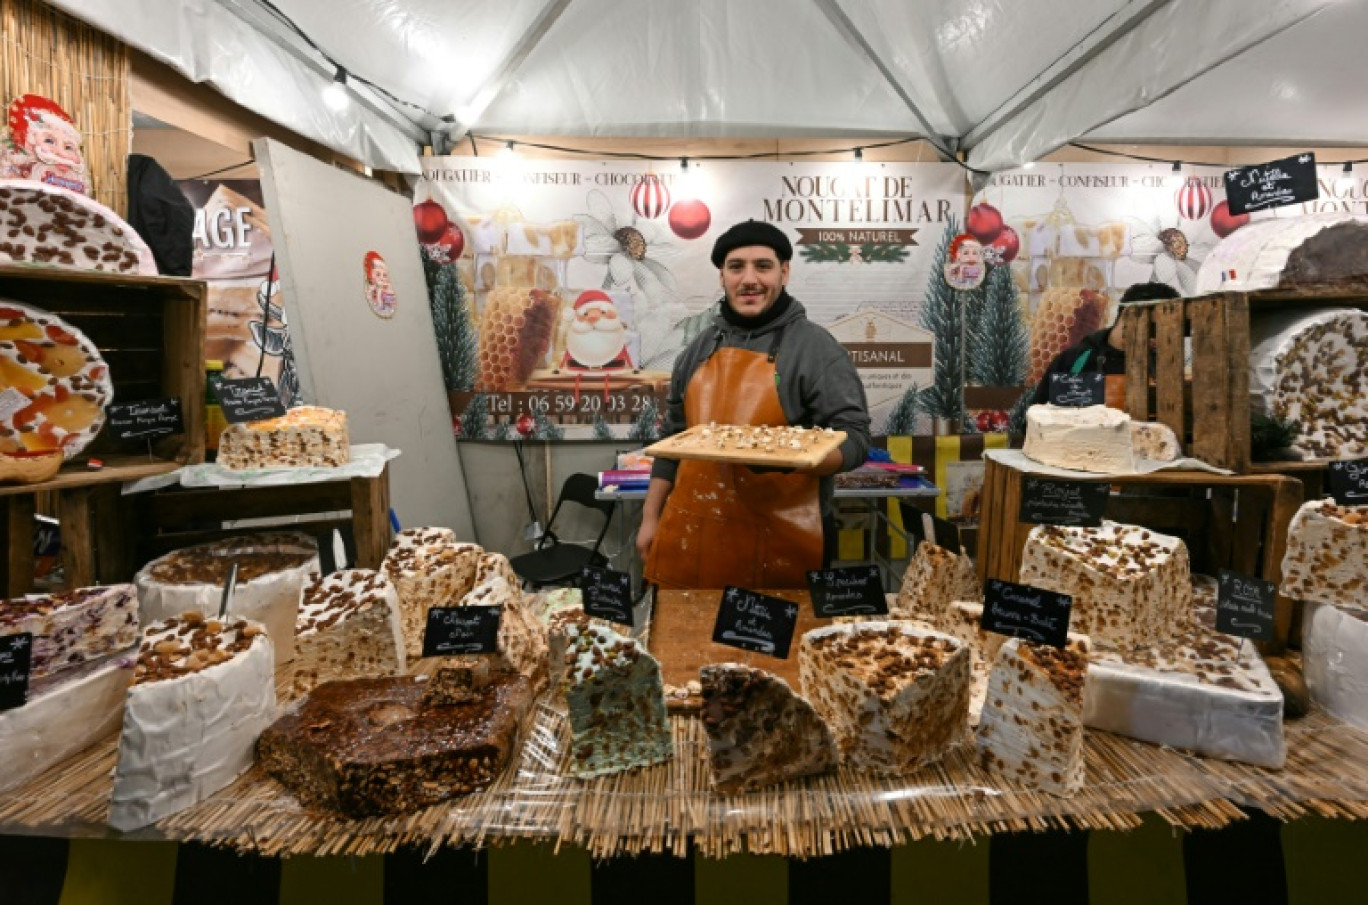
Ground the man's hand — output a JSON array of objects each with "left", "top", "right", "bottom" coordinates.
[
  {"left": 636, "top": 476, "right": 674, "bottom": 566},
  {"left": 636, "top": 514, "right": 659, "bottom": 562}
]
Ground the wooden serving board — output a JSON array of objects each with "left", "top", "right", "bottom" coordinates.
[
  {"left": 649, "top": 589, "right": 826, "bottom": 711},
  {"left": 646, "top": 425, "right": 845, "bottom": 470}
]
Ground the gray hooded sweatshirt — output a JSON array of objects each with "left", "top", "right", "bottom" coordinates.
[{"left": 649, "top": 295, "right": 872, "bottom": 518}]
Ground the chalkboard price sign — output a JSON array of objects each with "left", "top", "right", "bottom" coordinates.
[
  {"left": 1019, "top": 477, "right": 1108, "bottom": 527},
  {"left": 1327, "top": 459, "right": 1368, "bottom": 506},
  {"left": 422, "top": 606, "right": 501, "bottom": 657},
  {"left": 581, "top": 566, "right": 635, "bottom": 627},
  {"left": 217, "top": 378, "right": 287, "bottom": 424},
  {"left": 0, "top": 632, "right": 32, "bottom": 712},
  {"left": 1224, "top": 153, "right": 1319, "bottom": 215},
  {"left": 712, "top": 587, "right": 799, "bottom": 659},
  {"left": 982, "top": 579, "right": 1072, "bottom": 648},
  {"left": 1216, "top": 569, "right": 1276, "bottom": 643},
  {"left": 1048, "top": 373, "right": 1106, "bottom": 407},
  {"left": 106, "top": 397, "right": 184, "bottom": 442},
  {"left": 807, "top": 565, "right": 888, "bottom": 618}
]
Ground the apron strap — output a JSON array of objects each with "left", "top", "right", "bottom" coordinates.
[
  {"left": 701, "top": 327, "right": 726, "bottom": 363},
  {"left": 766, "top": 323, "right": 788, "bottom": 363}
]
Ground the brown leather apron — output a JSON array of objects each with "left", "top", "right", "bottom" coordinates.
[{"left": 644, "top": 328, "right": 823, "bottom": 590}]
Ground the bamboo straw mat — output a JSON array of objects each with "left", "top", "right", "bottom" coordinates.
[{"left": 3, "top": 691, "right": 1367, "bottom": 860}]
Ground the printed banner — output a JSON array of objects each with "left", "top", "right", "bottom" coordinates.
[
  {"left": 417, "top": 157, "right": 961, "bottom": 440},
  {"left": 178, "top": 180, "right": 300, "bottom": 406},
  {"left": 969, "top": 160, "right": 1359, "bottom": 399}
]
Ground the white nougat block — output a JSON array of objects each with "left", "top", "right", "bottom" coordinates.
[
  {"left": 134, "top": 533, "right": 319, "bottom": 666},
  {"left": 383, "top": 537, "right": 483, "bottom": 660},
  {"left": 290, "top": 569, "right": 407, "bottom": 700},
  {"left": 893, "top": 540, "right": 981, "bottom": 626},
  {"left": 0, "top": 584, "right": 139, "bottom": 681},
  {"left": 977, "top": 637, "right": 1090, "bottom": 796},
  {"left": 109, "top": 619, "right": 277, "bottom": 831},
  {"left": 799, "top": 621, "right": 971, "bottom": 775},
  {"left": 1281, "top": 500, "right": 1368, "bottom": 608},
  {"left": 1084, "top": 628, "right": 1285, "bottom": 768},
  {"left": 463, "top": 575, "right": 548, "bottom": 687},
  {"left": 1302, "top": 600, "right": 1368, "bottom": 733},
  {"left": 1019, "top": 521, "right": 1191, "bottom": 649},
  {"left": 0, "top": 656, "right": 135, "bottom": 793},
  {"left": 1024, "top": 404, "right": 1134, "bottom": 474}
]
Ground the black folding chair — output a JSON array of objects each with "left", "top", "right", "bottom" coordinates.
[{"left": 509, "top": 473, "right": 615, "bottom": 588}]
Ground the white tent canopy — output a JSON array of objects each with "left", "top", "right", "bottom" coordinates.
[{"left": 53, "top": 0, "right": 1358, "bottom": 175}]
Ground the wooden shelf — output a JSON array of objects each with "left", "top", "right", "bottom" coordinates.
[{"left": 0, "top": 455, "right": 182, "bottom": 497}]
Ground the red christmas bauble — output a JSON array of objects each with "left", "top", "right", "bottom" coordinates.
[
  {"left": 668, "top": 198, "right": 711, "bottom": 240},
  {"left": 966, "top": 203, "right": 1004, "bottom": 244},
  {"left": 1176, "top": 178, "right": 1212, "bottom": 221},
  {"left": 516, "top": 413, "right": 535, "bottom": 437},
  {"left": 989, "top": 225, "right": 1020, "bottom": 264},
  {"left": 631, "top": 176, "right": 671, "bottom": 219},
  {"left": 1209, "top": 199, "right": 1250, "bottom": 238},
  {"left": 413, "top": 200, "right": 449, "bottom": 244},
  {"left": 451, "top": 414, "right": 462, "bottom": 437},
  {"left": 436, "top": 223, "right": 465, "bottom": 258}
]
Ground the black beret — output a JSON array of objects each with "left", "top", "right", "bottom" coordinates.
[{"left": 710, "top": 220, "right": 793, "bottom": 268}]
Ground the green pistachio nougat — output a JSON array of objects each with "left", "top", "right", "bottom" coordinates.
[{"left": 561, "top": 621, "right": 672, "bottom": 778}]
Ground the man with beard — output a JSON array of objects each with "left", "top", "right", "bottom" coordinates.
[{"left": 638, "top": 220, "right": 871, "bottom": 589}]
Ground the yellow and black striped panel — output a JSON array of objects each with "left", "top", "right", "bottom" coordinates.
[{"left": 7, "top": 812, "right": 1368, "bottom": 904}]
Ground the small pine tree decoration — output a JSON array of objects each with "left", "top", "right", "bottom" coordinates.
[
  {"left": 491, "top": 419, "right": 512, "bottom": 442},
  {"left": 883, "top": 383, "right": 921, "bottom": 436},
  {"left": 460, "top": 393, "right": 490, "bottom": 440},
  {"left": 628, "top": 398, "right": 661, "bottom": 442},
  {"left": 531, "top": 409, "right": 565, "bottom": 441},
  {"left": 591, "top": 413, "right": 615, "bottom": 440},
  {"left": 967, "top": 265, "right": 1029, "bottom": 387},
  {"left": 1008, "top": 384, "right": 1035, "bottom": 435},
  {"left": 422, "top": 248, "right": 479, "bottom": 392},
  {"left": 919, "top": 217, "right": 966, "bottom": 427}
]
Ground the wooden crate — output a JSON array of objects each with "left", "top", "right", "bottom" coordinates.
[
  {"left": 130, "top": 465, "right": 392, "bottom": 573},
  {"left": 0, "top": 266, "right": 206, "bottom": 594},
  {"left": 977, "top": 455, "right": 1303, "bottom": 651},
  {"left": 1118, "top": 286, "right": 1368, "bottom": 473},
  {"left": 0, "top": 264, "right": 206, "bottom": 492}
]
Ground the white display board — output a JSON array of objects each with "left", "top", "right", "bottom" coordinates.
[{"left": 254, "top": 138, "right": 475, "bottom": 537}]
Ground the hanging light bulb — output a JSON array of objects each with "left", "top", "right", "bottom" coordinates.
[
  {"left": 1022, "top": 160, "right": 1036, "bottom": 169},
  {"left": 853, "top": 147, "right": 864, "bottom": 162},
  {"left": 322, "top": 67, "right": 350, "bottom": 112},
  {"left": 677, "top": 157, "right": 693, "bottom": 195},
  {"left": 498, "top": 140, "right": 517, "bottom": 159},
  {"left": 1336, "top": 161, "right": 1355, "bottom": 194},
  {"left": 1167, "top": 160, "right": 1183, "bottom": 188}
]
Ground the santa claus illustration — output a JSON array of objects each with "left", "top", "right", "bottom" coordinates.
[
  {"left": 363, "top": 251, "right": 397, "bottom": 317},
  {"left": 2, "top": 95, "right": 87, "bottom": 193},
  {"left": 561, "top": 289, "right": 635, "bottom": 401}
]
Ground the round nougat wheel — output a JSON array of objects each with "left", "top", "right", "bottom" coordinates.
[{"left": 0, "top": 298, "right": 114, "bottom": 459}]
